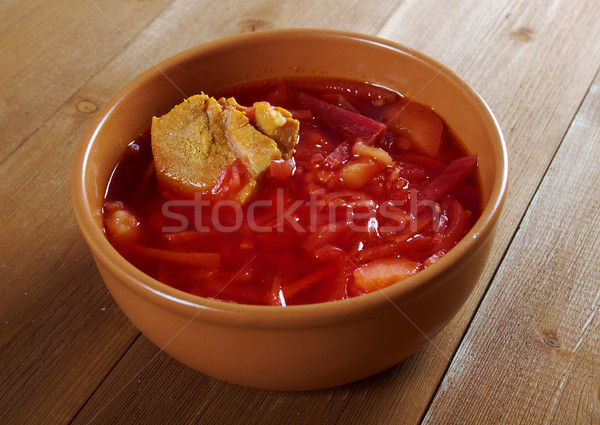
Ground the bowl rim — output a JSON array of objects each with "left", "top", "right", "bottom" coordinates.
[{"left": 71, "top": 28, "right": 508, "bottom": 328}]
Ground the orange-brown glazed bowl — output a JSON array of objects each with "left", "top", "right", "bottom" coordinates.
[{"left": 71, "top": 29, "right": 507, "bottom": 390}]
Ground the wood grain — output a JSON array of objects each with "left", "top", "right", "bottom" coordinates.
[
  {"left": 2, "top": 0, "right": 600, "bottom": 423},
  {"left": 68, "top": 0, "right": 600, "bottom": 424},
  {"left": 422, "top": 75, "right": 600, "bottom": 425},
  {"left": 0, "top": 0, "right": 176, "bottom": 423},
  {"left": 0, "top": 0, "right": 402, "bottom": 423},
  {"left": 368, "top": 1, "right": 600, "bottom": 421},
  {"left": 0, "top": 0, "right": 174, "bottom": 163}
]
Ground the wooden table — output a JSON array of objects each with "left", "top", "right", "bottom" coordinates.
[{"left": 2, "top": 0, "right": 599, "bottom": 423}]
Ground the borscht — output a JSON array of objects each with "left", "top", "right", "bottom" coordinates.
[{"left": 103, "top": 77, "right": 481, "bottom": 306}]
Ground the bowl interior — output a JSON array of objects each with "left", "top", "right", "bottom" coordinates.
[{"left": 73, "top": 29, "right": 506, "bottom": 313}]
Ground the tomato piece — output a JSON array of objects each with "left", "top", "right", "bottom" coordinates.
[
  {"left": 384, "top": 101, "right": 443, "bottom": 157},
  {"left": 269, "top": 159, "right": 296, "bottom": 179},
  {"left": 419, "top": 155, "right": 478, "bottom": 202},
  {"left": 210, "top": 158, "right": 250, "bottom": 199},
  {"left": 299, "top": 93, "right": 387, "bottom": 144},
  {"left": 353, "top": 257, "right": 421, "bottom": 292}
]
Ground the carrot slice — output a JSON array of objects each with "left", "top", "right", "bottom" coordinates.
[
  {"left": 131, "top": 245, "right": 220, "bottom": 268},
  {"left": 163, "top": 230, "right": 217, "bottom": 245},
  {"left": 353, "top": 257, "right": 421, "bottom": 292},
  {"left": 282, "top": 266, "right": 338, "bottom": 299}
]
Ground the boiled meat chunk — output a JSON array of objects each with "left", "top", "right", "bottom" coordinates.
[{"left": 151, "top": 93, "right": 299, "bottom": 203}]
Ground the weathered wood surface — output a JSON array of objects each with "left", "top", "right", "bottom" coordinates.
[{"left": 1, "top": 0, "right": 599, "bottom": 423}]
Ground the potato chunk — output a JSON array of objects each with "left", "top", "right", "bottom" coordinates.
[
  {"left": 104, "top": 202, "right": 141, "bottom": 243},
  {"left": 353, "top": 257, "right": 421, "bottom": 292},
  {"left": 223, "top": 107, "right": 281, "bottom": 176}
]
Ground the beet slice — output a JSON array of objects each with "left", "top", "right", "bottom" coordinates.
[
  {"left": 419, "top": 155, "right": 478, "bottom": 202},
  {"left": 299, "top": 93, "right": 387, "bottom": 144}
]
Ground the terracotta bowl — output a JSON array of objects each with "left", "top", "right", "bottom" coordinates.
[{"left": 71, "top": 28, "right": 507, "bottom": 390}]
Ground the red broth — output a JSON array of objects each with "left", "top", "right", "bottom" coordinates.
[{"left": 103, "top": 78, "right": 482, "bottom": 306}]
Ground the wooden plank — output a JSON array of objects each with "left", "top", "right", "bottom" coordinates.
[
  {"left": 0, "top": 0, "right": 174, "bottom": 163},
  {"left": 3, "top": 0, "right": 600, "bottom": 424},
  {"left": 0, "top": 0, "right": 177, "bottom": 423},
  {"left": 71, "top": 334, "right": 453, "bottom": 424},
  {"left": 70, "top": 338, "right": 336, "bottom": 425},
  {"left": 0, "top": 0, "right": 403, "bottom": 423},
  {"left": 340, "top": 1, "right": 600, "bottom": 422},
  {"left": 68, "top": 1, "right": 600, "bottom": 424},
  {"left": 422, "top": 72, "right": 600, "bottom": 424},
  {"left": 0, "top": 100, "right": 142, "bottom": 424}
]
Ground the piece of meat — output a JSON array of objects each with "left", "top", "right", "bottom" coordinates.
[
  {"left": 253, "top": 102, "right": 299, "bottom": 159},
  {"left": 151, "top": 94, "right": 236, "bottom": 192},
  {"left": 218, "top": 97, "right": 246, "bottom": 112},
  {"left": 222, "top": 107, "right": 281, "bottom": 176},
  {"left": 151, "top": 93, "right": 299, "bottom": 204}
]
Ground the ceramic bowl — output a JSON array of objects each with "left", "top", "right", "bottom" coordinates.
[{"left": 71, "top": 28, "right": 507, "bottom": 390}]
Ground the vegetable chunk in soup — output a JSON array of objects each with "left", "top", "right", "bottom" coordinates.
[{"left": 103, "top": 78, "right": 482, "bottom": 306}]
